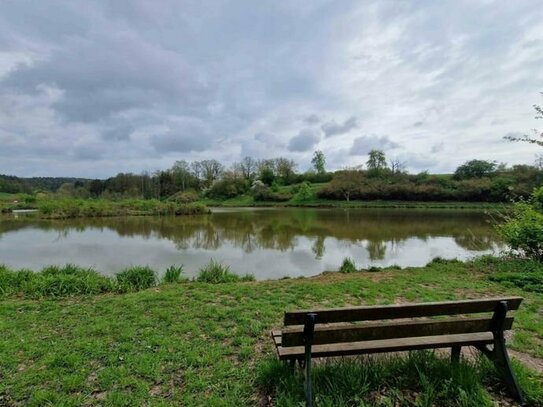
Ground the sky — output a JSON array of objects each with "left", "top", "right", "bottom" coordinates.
[{"left": 0, "top": 0, "right": 542, "bottom": 178}]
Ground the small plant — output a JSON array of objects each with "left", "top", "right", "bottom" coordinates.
[
  {"left": 294, "top": 182, "right": 313, "bottom": 202},
  {"left": 498, "top": 202, "right": 543, "bottom": 261},
  {"left": 116, "top": 266, "right": 157, "bottom": 292},
  {"left": 196, "top": 260, "right": 254, "bottom": 283},
  {"left": 162, "top": 265, "right": 185, "bottom": 283},
  {"left": 339, "top": 257, "right": 357, "bottom": 273}
]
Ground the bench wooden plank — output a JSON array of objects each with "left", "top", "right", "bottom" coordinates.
[
  {"left": 276, "top": 332, "right": 494, "bottom": 359},
  {"left": 282, "top": 316, "right": 513, "bottom": 347},
  {"left": 284, "top": 297, "right": 522, "bottom": 325}
]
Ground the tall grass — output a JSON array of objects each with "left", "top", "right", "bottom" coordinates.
[
  {"left": 162, "top": 265, "right": 185, "bottom": 283},
  {"left": 37, "top": 198, "right": 210, "bottom": 219},
  {"left": 257, "top": 352, "right": 497, "bottom": 407},
  {"left": 115, "top": 266, "right": 157, "bottom": 292},
  {"left": 339, "top": 257, "right": 357, "bottom": 273},
  {"left": 196, "top": 260, "right": 255, "bottom": 283},
  {"left": 0, "top": 264, "right": 114, "bottom": 298}
]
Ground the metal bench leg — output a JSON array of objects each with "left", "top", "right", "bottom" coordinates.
[
  {"left": 451, "top": 346, "right": 461, "bottom": 363},
  {"left": 303, "top": 313, "right": 317, "bottom": 407},
  {"left": 477, "top": 301, "right": 525, "bottom": 405}
]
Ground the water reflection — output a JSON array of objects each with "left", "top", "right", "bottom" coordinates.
[{"left": 0, "top": 208, "right": 503, "bottom": 279}]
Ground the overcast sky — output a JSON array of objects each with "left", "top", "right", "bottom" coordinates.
[{"left": 0, "top": 0, "right": 542, "bottom": 178}]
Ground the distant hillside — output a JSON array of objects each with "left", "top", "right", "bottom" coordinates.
[{"left": 0, "top": 174, "right": 91, "bottom": 193}]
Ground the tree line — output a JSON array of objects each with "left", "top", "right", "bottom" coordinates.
[{"left": 1, "top": 150, "right": 542, "bottom": 203}]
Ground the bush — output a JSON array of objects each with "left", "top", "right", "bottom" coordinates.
[
  {"left": 339, "top": 257, "right": 357, "bottom": 273},
  {"left": 116, "top": 266, "right": 157, "bottom": 292},
  {"left": 498, "top": 202, "right": 543, "bottom": 261},
  {"left": 169, "top": 190, "right": 199, "bottom": 203},
  {"left": 196, "top": 260, "right": 254, "bottom": 283},
  {"left": 162, "top": 265, "right": 185, "bottom": 283},
  {"left": 293, "top": 182, "right": 313, "bottom": 202}
]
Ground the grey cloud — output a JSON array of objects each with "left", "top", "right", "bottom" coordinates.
[
  {"left": 321, "top": 116, "right": 357, "bottom": 137},
  {"left": 350, "top": 135, "right": 400, "bottom": 156},
  {"left": 103, "top": 125, "right": 134, "bottom": 141},
  {"left": 151, "top": 119, "right": 215, "bottom": 153},
  {"left": 431, "top": 143, "right": 444, "bottom": 153},
  {"left": 304, "top": 114, "right": 321, "bottom": 124},
  {"left": 288, "top": 129, "right": 321, "bottom": 152}
]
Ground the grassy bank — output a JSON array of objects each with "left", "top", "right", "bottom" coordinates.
[
  {"left": 34, "top": 199, "right": 210, "bottom": 219},
  {"left": 1, "top": 257, "right": 542, "bottom": 406},
  {"left": 201, "top": 195, "right": 509, "bottom": 209}
]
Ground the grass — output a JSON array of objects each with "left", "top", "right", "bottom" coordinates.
[
  {"left": 339, "top": 257, "right": 357, "bottom": 273},
  {"left": 258, "top": 352, "right": 493, "bottom": 406},
  {"left": 35, "top": 199, "right": 210, "bottom": 219},
  {"left": 196, "top": 260, "right": 255, "bottom": 283},
  {"left": 0, "top": 258, "right": 542, "bottom": 405},
  {"left": 163, "top": 265, "right": 185, "bottom": 283},
  {"left": 116, "top": 266, "right": 157, "bottom": 292}
]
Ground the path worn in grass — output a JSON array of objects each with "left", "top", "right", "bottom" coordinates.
[{"left": 1, "top": 259, "right": 542, "bottom": 406}]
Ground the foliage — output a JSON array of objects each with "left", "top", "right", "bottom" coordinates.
[
  {"left": 311, "top": 150, "right": 326, "bottom": 174},
  {"left": 206, "top": 174, "right": 249, "bottom": 199},
  {"left": 162, "top": 265, "right": 185, "bottom": 283},
  {"left": 505, "top": 92, "right": 543, "bottom": 146},
  {"left": 36, "top": 198, "right": 209, "bottom": 219},
  {"left": 293, "top": 182, "right": 313, "bottom": 202},
  {"left": 366, "top": 149, "right": 387, "bottom": 173},
  {"left": 196, "top": 260, "right": 255, "bottom": 283},
  {"left": 0, "top": 264, "right": 115, "bottom": 298},
  {"left": 498, "top": 202, "right": 543, "bottom": 261},
  {"left": 116, "top": 266, "right": 157, "bottom": 292},
  {"left": 454, "top": 160, "right": 497, "bottom": 180},
  {"left": 339, "top": 257, "right": 357, "bottom": 273}
]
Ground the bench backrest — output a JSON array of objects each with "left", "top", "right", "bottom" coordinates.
[{"left": 281, "top": 297, "right": 522, "bottom": 348}]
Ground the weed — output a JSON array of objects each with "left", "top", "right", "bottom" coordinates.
[
  {"left": 339, "top": 257, "right": 357, "bottom": 273},
  {"left": 116, "top": 266, "right": 157, "bottom": 292}
]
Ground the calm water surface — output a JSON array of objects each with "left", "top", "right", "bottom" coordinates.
[{"left": 0, "top": 208, "right": 503, "bottom": 279}]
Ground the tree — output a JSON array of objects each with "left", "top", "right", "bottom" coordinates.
[
  {"left": 505, "top": 92, "right": 542, "bottom": 146},
  {"left": 171, "top": 160, "right": 197, "bottom": 191},
  {"left": 238, "top": 156, "right": 257, "bottom": 180},
  {"left": 366, "top": 150, "right": 387, "bottom": 172},
  {"left": 325, "top": 170, "right": 364, "bottom": 201},
  {"left": 453, "top": 160, "right": 497, "bottom": 180},
  {"left": 390, "top": 158, "right": 406, "bottom": 174},
  {"left": 197, "top": 160, "right": 224, "bottom": 187},
  {"left": 311, "top": 150, "right": 326, "bottom": 174},
  {"left": 275, "top": 157, "right": 297, "bottom": 183}
]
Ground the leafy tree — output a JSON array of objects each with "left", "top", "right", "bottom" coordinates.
[
  {"left": 453, "top": 160, "right": 497, "bottom": 180},
  {"left": 323, "top": 170, "right": 364, "bottom": 201},
  {"left": 505, "top": 92, "right": 542, "bottom": 146},
  {"left": 366, "top": 150, "right": 387, "bottom": 172},
  {"left": 311, "top": 150, "right": 326, "bottom": 175},
  {"left": 275, "top": 157, "right": 297, "bottom": 183}
]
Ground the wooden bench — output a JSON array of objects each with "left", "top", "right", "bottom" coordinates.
[{"left": 272, "top": 297, "right": 524, "bottom": 407}]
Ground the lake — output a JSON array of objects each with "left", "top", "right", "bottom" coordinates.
[{"left": 0, "top": 207, "right": 503, "bottom": 280}]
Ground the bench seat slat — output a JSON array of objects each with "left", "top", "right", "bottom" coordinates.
[
  {"left": 281, "top": 316, "right": 513, "bottom": 347},
  {"left": 284, "top": 297, "right": 523, "bottom": 325},
  {"left": 275, "top": 332, "right": 494, "bottom": 359}
]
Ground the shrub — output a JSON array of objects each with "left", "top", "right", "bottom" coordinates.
[
  {"left": 498, "top": 202, "right": 543, "bottom": 261},
  {"left": 339, "top": 257, "right": 357, "bottom": 273},
  {"left": 162, "top": 265, "right": 185, "bottom": 283},
  {"left": 196, "top": 260, "right": 254, "bottom": 283},
  {"left": 116, "top": 266, "right": 157, "bottom": 292},
  {"left": 293, "top": 182, "right": 313, "bottom": 202}
]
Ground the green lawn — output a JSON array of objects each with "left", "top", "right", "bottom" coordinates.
[{"left": 1, "top": 258, "right": 542, "bottom": 406}]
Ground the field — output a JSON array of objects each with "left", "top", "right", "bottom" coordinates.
[{"left": 1, "top": 257, "right": 542, "bottom": 406}]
